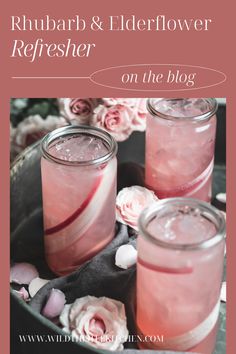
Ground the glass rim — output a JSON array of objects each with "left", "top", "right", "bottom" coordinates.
[
  {"left": 138, "top": 198, "right": 226, "bottom": 251},
  {"left": 41, "top": 125, "right": 118, "bottom": 166},
  {"left": 147, "top": 98, "right": 218, "bottom": 122}
]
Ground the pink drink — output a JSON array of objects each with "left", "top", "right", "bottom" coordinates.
[
  {"left": 145, "top": 98, "right": 217, "bottom": 201},
  {"left": 137, "top": 199, "right": 225, "bottom": 353},
  {"left": 41, "top": 126, "right": 117, "bottom": 275}
]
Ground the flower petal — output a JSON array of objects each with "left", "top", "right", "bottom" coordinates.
[
  {"left": 10, "top": 263, "right": 39, "bottom": 285},
  {"left": 115, "top": 244, "right": 137, "bottom": 269},
  {"left": 28, "top": 277, "right": 49, "bottom": 297},
  {"left": 42, "top": 289, "right": 66, "bottom": 319}
]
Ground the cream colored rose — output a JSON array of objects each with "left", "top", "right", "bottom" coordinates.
[
  {"left": 60, "top": 296, "right": 129, "bottom": 350},
  {"left": 116, "top": 186, "right": 159, "bottom": 230},
  {"left": 58, "top": 98, "right": 98, "bottom": 124},
  {"left": 91, "top": 104, "right": 134, "bottom": 142}
]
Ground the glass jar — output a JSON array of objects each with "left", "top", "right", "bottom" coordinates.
[
  {"left": 145, "top": 98, "right": 218, "bottom": 201},
  {"left": 137, "top": 198, "right": 225, "bottom": 353},
  {"left": 41, "top": 125, "right": 118, "bottom": 275}
]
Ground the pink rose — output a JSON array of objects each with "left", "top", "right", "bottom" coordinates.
[
  {"left": 103, "top": 98, "right": 137, "bottom": 108},
  {"left": 91, "top": 104, "right": 134, "bottom": 141},
  {"left": 102, "top": 98, "right": 148, "bottom": 132},
  {"left": 116, "top": 186, "right": 159, "bottom": 230},
  {"left": 60, "top": 296, "right": 128, "bottom": 350},
  {"left": 58, "top": 98, "right": 98, "bottom": 124},
  {"left": 10, "top": 115, "right": 67, "bottom": 160},
  {"left": 132, "top": 98, "right": 148, "bottom": 132},
  {"left": 13, "top": 287, "right": 29, "bottom": 301}
]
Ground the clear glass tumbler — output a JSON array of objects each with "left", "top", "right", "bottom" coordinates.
[
  {"left": 41, "top": 125, "right": 118, "bottom": 275},
  {"left": 137, "top": 198, "right": 225, "bottom": 354},
  {"left": 145, "top": 98, "right": 218, "bottom": 201}
]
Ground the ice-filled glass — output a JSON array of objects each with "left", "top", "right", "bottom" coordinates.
[
  {"left": 41, "top": 126, "right": 117, "bottom": 275},
  {"left": 145, "top": 98, "right": 218, "bottom": 201},
  {"left": 137, "top": 198, "right": 225, "bottom": 353}
]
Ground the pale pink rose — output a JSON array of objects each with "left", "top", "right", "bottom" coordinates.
[
  {"left": 103, "top": 98, "right": 148, "bottom": 132},
  {"left": 60, "top": 296, "right": 128, "bottom": 350},
  {"left": 132, "top": 98, "right": 148, "bottom": 132},
  {"left": 10, "top": 115, "right": 67, "bottom": 159},
  {"left": 103, "top": 98, "right": 137, "bottom": 108},
  {"left": 58, "top": 98, "right": 98, "bottom": 124},
  {"left": 13, "top": 287, "right": 29, "bottom": 301},
  {"left": 116, "top": 186, "right": 159, "bottom": 230},
  {"left": 92, "top": 104, "right": 135, "bottom": 141}
]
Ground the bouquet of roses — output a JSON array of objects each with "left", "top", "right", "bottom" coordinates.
[
  {"left": 10, "top": 98, "right": 148, "bottom": 161},
  {"left": 58, "top": 97, "right": 147, "bottom": 141}
]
